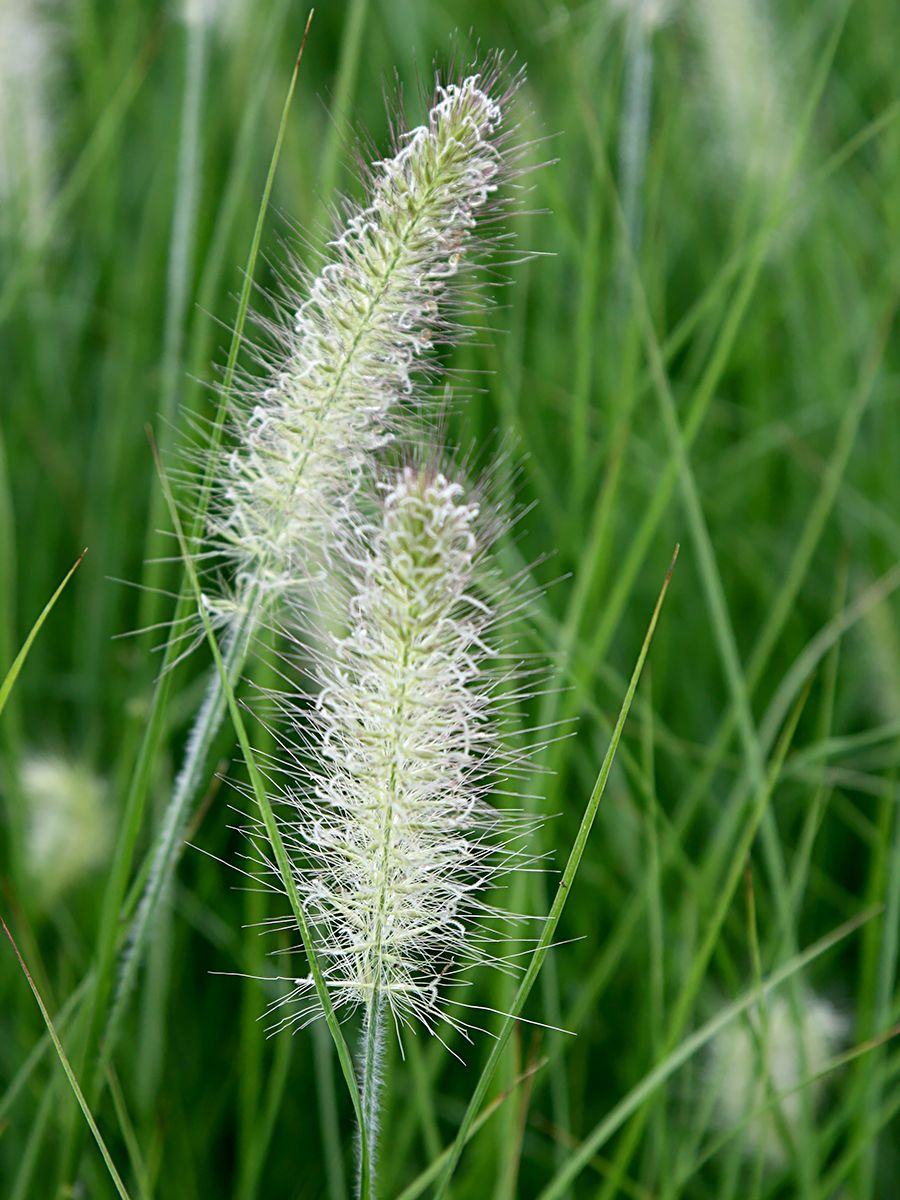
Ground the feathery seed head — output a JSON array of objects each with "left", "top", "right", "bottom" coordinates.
[
  {"left": 707, "top": 989, "right": 847, "bottom": 1165},
  {"left": 247, "top": 463, "right": 538, "bottom": 1039},
  {"left": 17, "top": 752, "right": 111, "bottom": 909},
  {"left": 0, "top": 0, "right": 56, "bottom": 244},
  {"left": 203, "top": 72, "right": 518, "bottom": 629}
]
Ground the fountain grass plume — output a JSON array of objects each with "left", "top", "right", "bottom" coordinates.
[
  {"left": 239, "top": 461, "right": 542, "bottom": 1192},
  {"left": 200, "top": 64, "right": 526, "bottom": 633},
  {"left": 706, "top": 989, "right": 847, "bottom": 1166},
  {"left": 0, "top": 0, "right": 57, "bottom": 245},
  {"left": 110, "top": 60, "right": 531, "bottom": 1062},
  {"left": 20, "top": 752, "right": 111, "bottom": 910}
]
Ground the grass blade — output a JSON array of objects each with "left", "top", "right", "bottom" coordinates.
[
  {"left": 150, "top": 437, "right": 371, "bottom": 1193},
  {"left": 1, "top": 917, "right": 132, "bottom": 1200},
  {"left": 0, "top": 548, "right": 85, "bottom": 717},
  {"left": 80, "top": 13, "right": 316, "bottom": 1109},
  {"left": 316, "top": 0, "right": 369, "bottom": 204},
  {"left": 537, "top": 908, "right": 878, "bottom": 1199},
  {"left": 431, "top": 546, "right": 679, "bottom": 1198},
  {"left": 0, "top": 546, "right": 85, "bottom": 898}
]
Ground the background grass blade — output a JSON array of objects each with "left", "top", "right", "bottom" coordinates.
[
  {"left": 0, "top": 917, "right": 132, "bottom": 1200},
  {"left": 150, "top": 437, "right": 371, "bottom": 1194},
  {"left": 0, "top": 549, "right": 85, "bottom": 718},
  {"left": 432, "top": 547, "right": 679, "bottom": 1198},
  {"left": 77, "top": 14, "right": 315, "bottom": 1114}
]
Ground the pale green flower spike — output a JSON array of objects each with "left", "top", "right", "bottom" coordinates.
[
  {"left": 246, "top": 464, "right": 540, "bottom": 1196},
  {"left": 204, "top": 71, "right": 513, "bottom": 630},
  {"left": 112, "top": 62, "right": 525, "bottom": 1065}
]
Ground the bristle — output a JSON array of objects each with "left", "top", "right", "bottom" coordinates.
[
  {"left": 246, "top": 464, "right": 541, "bottom": 1038},
  {"left": 201, "top": 73, "right": 520, "bottom": 634}
]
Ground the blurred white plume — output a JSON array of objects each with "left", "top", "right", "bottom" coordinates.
[{"left": 0, "top": 0, "right": 57, "bottom": 244}]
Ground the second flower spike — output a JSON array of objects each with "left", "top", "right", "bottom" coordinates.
[{"left": 254, "top": 464, "right": 539, "bottom": 1040}]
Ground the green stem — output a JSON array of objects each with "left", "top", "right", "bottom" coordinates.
[
  {"left": 153, "top": 442, "right": 370, "bottom": 1186},
  {"left": 100, "top": 598, "right": 259, "bottom": 1071},
  {"left": 139, "top": 15, "right": 208, "bottom": 637},
  {"left": 359, "top": 996, "right": 385, "bottom": 1200},
  {"left": 75, "top": 25, "right": 312, "bottom": 1123}
]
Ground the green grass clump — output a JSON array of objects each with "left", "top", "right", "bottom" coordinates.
[{"left": 1, "top": 1, "right": 899, "bottom": 1197}]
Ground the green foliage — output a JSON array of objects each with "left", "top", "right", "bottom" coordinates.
[{"left": 1, "top": 1, "right": 899, "bottom": 1196}]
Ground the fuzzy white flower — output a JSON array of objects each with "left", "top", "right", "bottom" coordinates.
[
  {"left": 112, "top": 68, "right": 524, "bottom": 1051},
  {"left": 690, "top": 0, "right": 792, "bottom": 187},
  {"left": 0, "top": 0, "right": 56, "bottom": 244},
  {"left": 707, "top": 989, "right": 847, "bottom": 1165},
  {"left": 203, "top": 71, "right": 516, "bottom": 632},
  {"left": 19, "top": 753, "right": 111, "bottom": 908},
  {"left": 247, "top": 465, "right": 537, "bottom": 1041}
]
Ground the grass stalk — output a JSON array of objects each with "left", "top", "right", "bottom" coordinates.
[
  {"left": 152, "top": 437, "right": 372, "bottom": 1193},
  {"left": 138, "top": 13, "right": 209, "bottom": 637},
  {"left": 431, "top": 546, "right": 678, "bottom": 1197},
  {"left": 75, "top": 24, "right": 312, "bottom": 1125},
  {"left": 313, "top": 1020, "right": 350, "bottom": 1200},
  {"left": 359, "top": 996, "right": 385, "bottom": 1199},
  {"left": 1, "top": 917, "right": 132, "bottom": 1200}
]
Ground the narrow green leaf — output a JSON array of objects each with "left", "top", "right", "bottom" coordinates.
[
  {"left": 149, "top": 434, "right": 371, "bottom": 1193},
  {"left": 81, "top": 10, "right": 317, "bottom": 1108},
  {"left": 0, "top": 917, "right": 132, "bottom": 1200},
  {"left": 0, "top": 973, "right": 91, "bottom": 1124},
  {"left": 432, "top": 546, "right": 679, "bottom": 1198},
  {"left": 0, "top": 548, "right": 86, "bottom": 718}
]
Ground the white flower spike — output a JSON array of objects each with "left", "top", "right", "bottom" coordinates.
[
  {"left": 241, "top": 461, "right": 541, "bottom": 1195},
  {"left": 115, "top": 64, "right": 528, "bottom": 1052},
  {"left": 248, "top": 464, "right": 539, "bottom": 1041},
  {"left": 203, "top": 68, "right": 521, "bottom": 632}
]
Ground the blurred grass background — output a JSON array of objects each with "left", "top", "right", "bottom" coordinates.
[{"left": 1, "top": 0, "right": 899, "bottom": 1196}]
